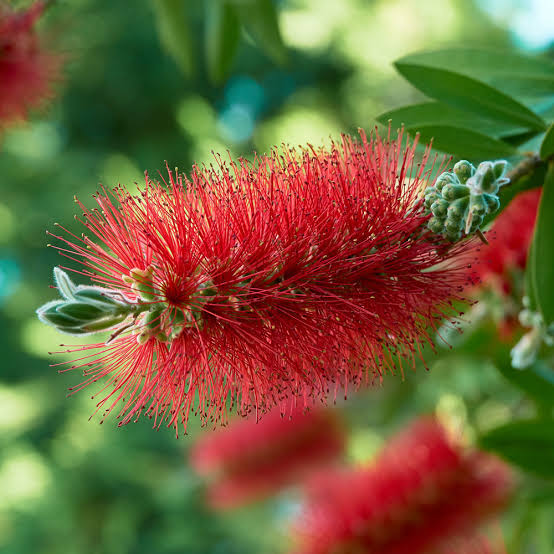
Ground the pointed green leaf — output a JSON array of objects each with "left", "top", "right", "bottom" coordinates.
[
  {"left": 205, "top": 0, "right": 241, "bottom": 83},
  {"left": 53, "top": 268, "right": 76, "bottom": 300},
  {"left": 531, "top": 163, "right": 554, "bottom": 325},
  {"left": 480, "top": 419, "right": 554, "bottom": 478},
  {"left": 396, "top": 48, "right": 554, "bottom": 103},
  {"left": 82, "top": 313, "right": 128, "bottom": 332},
  {"left": 234, "top": 0, "right": 287, "bottom": 65},
  {"left": 73, "top": 287, "right": 124, "bottom": 309},
  {"left": 540, "top": 123, "right": 554, "bottom": 161},
  {"left": 407, "top": 125, "right": 516, "bottom": 160},
  {"left": 378, "top": 101, "right": 528, "bottom": 138},
  {"left": 37, "top": 301, "right": 81, "bottom": 327},
  {"left": 397, "top": 48, "right": 554, "bottom": 80},
  {"left": 152, "top": 0, "right": 194, "bottom": 76},
  {"left": 393, "top": 63, "right": 546, "bottom": 131},
  {"left": 57, "top": 302, "right": 106, "bottom": 322}
]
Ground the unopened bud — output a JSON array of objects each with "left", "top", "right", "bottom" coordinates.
[{"left": 453, "top": 160, "right": 475, "bottom": 184}]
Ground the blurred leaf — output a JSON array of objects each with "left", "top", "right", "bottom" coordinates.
[
  {"left": 393, "top": 63, "right": 547, "bottom": 132},
  {"left": 531, "top": 163, "right": 554, "bottom": 325},
  {"left": 480, "top": 419, "right": 554, "bottom": 478},
  {"left": 378, "top": 101, "right": 528, "bottom": 138},
  {"left": 540, "top": 124, "right": 554, "bottom": 161},
  {"left": 205, "top": 0, "right": 241, "bottom": 83},
  {"left": 496, "top": 359, "right": 554, "bottom": 407},
  {"left": 396, "top": 48, "right": 554, "bottom": 104},
  {"left": 526, "top": 237, "right": 539, "bottom": 312},
  {"left": 233, "top": 0, "right": 287, "bottom": 65},
  {"left": 408, "top": 125, "right": 516, "bottom": 160},
  {"left": 152, "top": 0, "right": 194, "bottom": 76},
  {"left": 503, "top": 129, "right": 544, "bottom": 148}
]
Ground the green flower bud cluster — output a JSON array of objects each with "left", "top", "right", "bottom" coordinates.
[
  {"left": 36, "top": 268, "right": 138, "bottom": 336},
  {"left": 424, "top": 159, "right": 509, "bottom": 242},
  {"left": 37, "top": 267, "right": 220, "bottom": 345}
]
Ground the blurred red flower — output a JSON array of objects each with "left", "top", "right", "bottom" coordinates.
[
  {"left": 49, "top": 130, "right": 472, "bottom": 434},
  {"left": 474, "top": 188, "right": 541, "bottom": 295},
  {"left": 291, "top": 417, "right": 513, "bottom": 554},
  {"left": 190, "top": 404, "right": 345, "bottom": 508},
  {"left": 0, "top": 1, "right": 63, "bottom": 128}
]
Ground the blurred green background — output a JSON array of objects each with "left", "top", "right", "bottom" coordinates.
[{"left": 1, "top": 1, "right": 553, "bottom": 553}]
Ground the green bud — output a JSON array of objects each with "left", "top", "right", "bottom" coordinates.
[
  {"left": 424, "top": 188, "right": 440, "bottom": 209},
  {"left": 430, "top": 199, "right": 449, "bottom": 218},
  {"left": 483, "top": 193, "right": 500, "bottom": 213},
  {"left": 435, "top": 172, "right": 458, "bottom": 191},
  {"left": 477, "top": 162, "right": 497, "bottom": 194},
  {"left": 469, "top": 195, "right": 487, "bottom": 216},
  {"left": 447, "top": 197, "right": 469, "bottom": 220},
  {"left": 445, "top": 230, "right": 462, "bottom": 242},
  {"left": 445, "top": 218, "right": 463, "bottom": 233},
  {"left": 469, "top": 213, "right": 484, "bottom": 232},
  {"left": 129, "top": 266, "right": 157, "bottom": 301},
  {"left": 453, "top": 160, "right": 475, "bottom": 184},
  {"left": 427, "top": 217, "right": 445, "bottom": 234},
  {"left": 144, "top": 307, "right": 165, "bottom": 330},
  {"left": 441, "top": 184, "right": 470, "bottom": 201},
  {"left": 493, "top": 160, "right": 508, "bottom": 180}
]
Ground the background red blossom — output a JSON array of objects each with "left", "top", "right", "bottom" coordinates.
[
  {"left": 0, "top": 1, "right": 63, "bottom": 128},
  {"left": 290, "top": 417, "right": 514, "bottom": 554}
]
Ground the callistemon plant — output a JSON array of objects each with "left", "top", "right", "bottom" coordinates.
[
  {"left": 190, "top": 403, "right": 345, "bottom": 508},
  {"left": 290, "top": 417, "right": 514, "bottom": 554},
  {"left": 0, "top": 1, "right": 63, "bottom": 128},
  {"left": 36, "top": 129, "right": 505, "bottom": 434}
]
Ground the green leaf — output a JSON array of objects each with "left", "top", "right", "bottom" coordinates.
[
  {"left": 540, "top": 124, "right": 554, "bottom": 161},
  {"left": 205, "top": 0, "right": 241, "bottom": 84},
  {"left": 57, "top": 302, "right": 106, "bottom": 322},
  {"left": 396, "top": 48, "right": 554, "bottom": 104},
  {"left": 497, "top": 359, "right": 554, "bottom": 407},
  {"left": 378, "top": 101, "right": 528, "bottom": 138},
  {"left": 526, "top": 237, "right": 539, "bottom": 312},
  {"left": 397, "top": 48, "right": 554, "bottom": 80},
  {"left": 480, "top": 419, "right": 554, "bottom": 478},
  {"left": 152, "top": 0, "right": 194, "bottom": 76},
  {"left": 531, "top": 163, "right": 554, "bottom": 325},
  {"left": 407, "top": 125, "right": 516, "bottom": 160},
  {"left": 393, "top": 63, "right": 547, "bottom": 131},
  {"left": 53, "top": 267, "right": 77, "bottom": 300},
  {"left": 233, "top": 0, "right": 287, "bottom": 65}
]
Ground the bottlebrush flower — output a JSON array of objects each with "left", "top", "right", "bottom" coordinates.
[
  {"left": 39, "top": 129, "right": 474, "bottom": 434},
  {"left": 0, "top": 1, "right": 63, "bottom": 128},
  {"left": 473, "top": 187, "right": 541, "bottom": 296},
  {"left": 190, "top": 403, "right": 345, "bottom": 508},
  {"left": 290, "top": 417, "right": 514, "bottom": 554}
]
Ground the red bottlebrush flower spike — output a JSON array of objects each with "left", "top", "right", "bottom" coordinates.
[
  {"left": 190, "top": 403, "right": 345, "bottom": 508},
  {"left": 41, "top": 129, "right": 474, "bottom": 434},
  {"left": 290, "top": 417, "right": 514, "bottom": 554},
  {"left": 0, "top": 1, "right": 63, "bottom": 128},
  {"left": 473, "top": 188, "right": 541, "bottom": 296}
]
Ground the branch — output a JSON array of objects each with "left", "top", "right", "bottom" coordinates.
[{"left": 505, "top": 153, "right": 544, "bottom": 187}]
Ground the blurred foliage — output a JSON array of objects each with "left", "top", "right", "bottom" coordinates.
[{"left": 1, "top": 0, "right": 553, "bottom": 553}]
